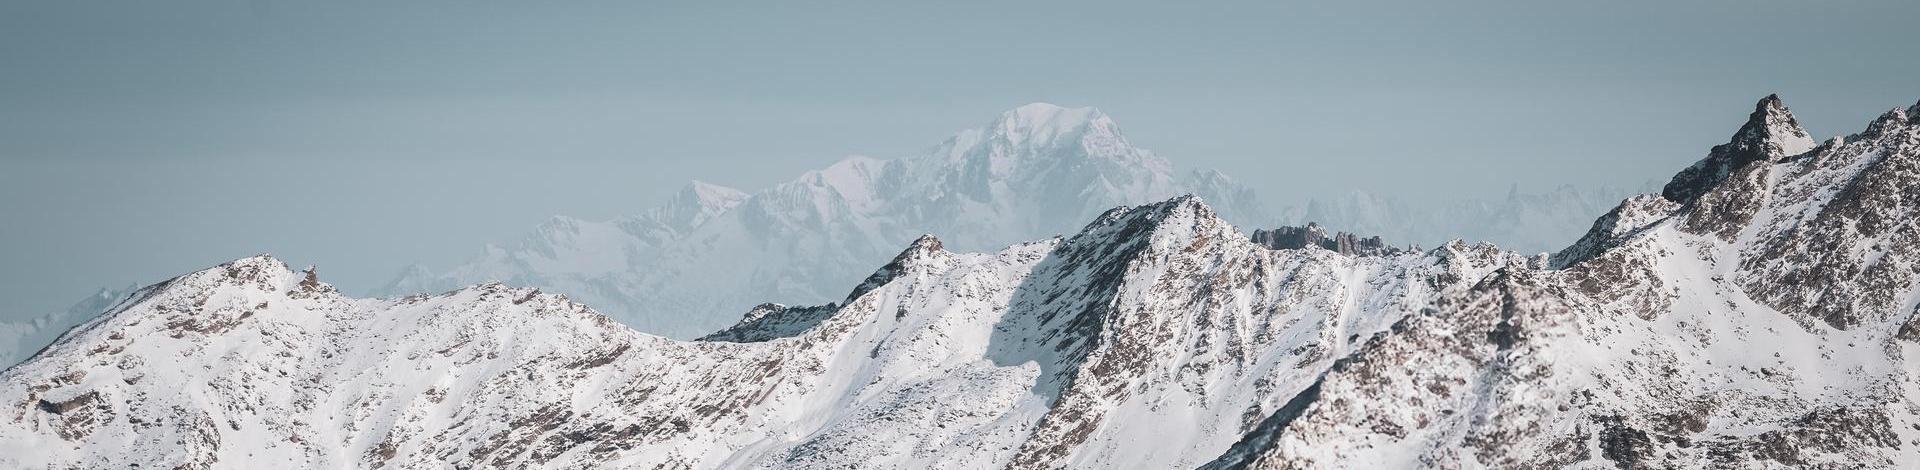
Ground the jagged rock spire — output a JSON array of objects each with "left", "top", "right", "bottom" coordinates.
[
  {"left": 1660, "top": 94, "right": 1816, "bottom": 205},
  {"left": 1740, "top": 94, "right": 1817, "bottom": 155},
  {"left": 1864, "top": 108, "right": 1911, "bottom": 137}
]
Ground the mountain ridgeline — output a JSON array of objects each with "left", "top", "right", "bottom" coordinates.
[
  {"left": 369, "top": 103, "right": 1635, "bottom": 340},
  {"left": 4, "top": 96, "right": 1920, "bottom": 468}
]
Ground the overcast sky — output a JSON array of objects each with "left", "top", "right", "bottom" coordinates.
[{"left": 2, "top": 0, "right": 1916, "bottom": 316}]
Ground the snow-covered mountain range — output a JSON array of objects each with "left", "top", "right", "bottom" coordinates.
[
  {"left": 375, "top": 103, "right": 1273, "bottom": 339},
  {"left": 4, "top": 95, "right": 1919, "bottom": 468}
]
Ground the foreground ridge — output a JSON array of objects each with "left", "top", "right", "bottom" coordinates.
[{"left": 4, "top": 96, "right": 1920, "bottom": 469}]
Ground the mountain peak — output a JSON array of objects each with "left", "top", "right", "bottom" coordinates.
[
  {"left": 1864, "top": 108, "right": 1911, "bottom": 137},
  {"left": 841, "top": 234, "right": 951, "bottom": 303},
  {"left": 676, "top": 180, "right": 748, "bottom": 206},
  {"left": 888, "top": 233, "right": 949, "bottom": 271},
  {"left": 1660, "top": 94, "right": 1816, "bottom": 204},
  {"left": 113, "top": 254, "right": 308, "bottom": 311},
  {"left": 537, "top": 214, "right": 585, "bottom": 232},
  {"left": 637, "top": 180, "right": 750, "bottom": 232},
  {"left": 986, "top": 103, "right": 1118, "bottom": 148},
  {"left": 1002, "top": 102, "right": 1106, "bottom": 125},
  {"left": 1162, "top": 194, "right": 1233, "bottom": 235},
  {"left": 1071, "top": 195, "right": 1231, "bottom": 252},
  {"left": 905, "top": 233, "right": 944, "bottom": 252},
  {"left": 1165, "top": 193, "right": 1211, "bottom": 211},
  {"left": 1757, "top": 93, "right": 1785, "bottom": 111},
  {"left": 1737, "top": 94, "right": 1816, "bottom": 157},
  {"left": 226, "top": 254, "right": 291, "bottom": 273}
]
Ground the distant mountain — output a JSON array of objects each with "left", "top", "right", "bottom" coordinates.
[
  {"left": 376, "top": 103, "right": 1271, "bottom": 339},
  {"left": 7, "top": 96, "right": 1920, "bottom": 468},
  {"left": 0, "top": 286, "right": 134, "bottom": 368}
]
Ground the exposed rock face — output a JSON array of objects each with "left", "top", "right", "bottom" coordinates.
[
  {"left": 5, "top": 96, "right": 1920, "bottom": 469},
  {"left": 1278, "top": 183, "right": 1652, "bottom": 256},
  {"left": 1250, "top": 223, "right": 1401, "bottom": 257},
  {"left": 1661, "top": 94, "right": 1816, "bottom": 206},
  {"left": 695, "top": 302, "right": 840, "bottom": 344}
]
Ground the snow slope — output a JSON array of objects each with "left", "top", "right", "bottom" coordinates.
[{"left": 4, "top": 96, "right": 1919, "bottom": 469}]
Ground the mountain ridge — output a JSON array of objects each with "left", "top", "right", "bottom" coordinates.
[
  {"left": 376, "top": 103, "right": 1274, "bottom": 339},
  {"left": 0, "top": 286, "right": 138, "bottom": 369}
]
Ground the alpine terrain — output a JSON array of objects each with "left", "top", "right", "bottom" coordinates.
[{"left": 4, "top": 95, "right": 1920, "bottom": 469}]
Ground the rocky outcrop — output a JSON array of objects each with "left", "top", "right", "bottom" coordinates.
[
  {"left": 1661, "top": 94, "right": 1816, "bottom": 206},
  {"left": 701, "top": 235, "right": 952, "bottom": 344},
  {"left": 1251, "top": 222, "right": 1402, "bottom": 257}
]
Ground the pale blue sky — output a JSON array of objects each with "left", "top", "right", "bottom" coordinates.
[{"left": 2, "top": 0, "right": 1916, "bottom": 316}]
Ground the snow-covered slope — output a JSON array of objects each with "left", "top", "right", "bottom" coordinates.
[
  {"left": 5, "top": 96, "right": 1919, "bottom": 469},
  {"left": 378, "top": 103, "right": 1271, "bottom": 339}
]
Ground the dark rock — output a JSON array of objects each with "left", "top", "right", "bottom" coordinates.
[
  {"left": 1597, "top": 415, "right": 1657, "bottom": 469},
  {"left": 1252, "top": 222, "right": 1401, "bottom": 257},
  {"left": 1661, "top": 94, "right": 1813, "bottom": 206}
]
